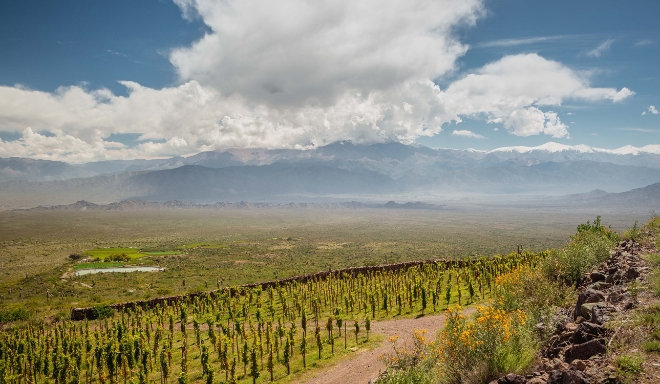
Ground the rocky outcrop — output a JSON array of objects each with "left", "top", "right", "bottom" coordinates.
[{"left": 491, "top": 238, "right": 651, "bottom": 383}]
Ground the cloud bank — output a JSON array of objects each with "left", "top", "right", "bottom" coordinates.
[{"left": 0, "top": 0, "right": 633, "bottom": 161}]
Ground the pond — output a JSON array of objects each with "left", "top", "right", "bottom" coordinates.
[{"left": 75, "top": 266, "right": 164, "bottom": 276}]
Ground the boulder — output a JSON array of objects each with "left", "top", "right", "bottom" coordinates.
[
  {"left": 580, "top": 302, "right": 612, "bottom": 323},
  {"left": 606, "top": 291, "right": 624, "bottom": 303},
  {"left": 621, "top": 268, "right": 640, "bottom": 282},
  {"left": 570, "top": 322, "right": 606, "bottom": 344},
  {"left": 564, "top": 339, "right": 606, "bottom": 362},
  {"left": 574, "top": 290, "right": 606, "bottom": 320},
  {"left": 527, "top": 378, "right": 547, "bottom": 384},
  {"left": 546, "top": 370, "right": 563, "bottom": 384},
  {"left": 605, "top": 270, "right": 620, "bottom": 284},
  {"left": 579, "top": 303, "right": 599, "bottom": 320},
  {"left": 497, "top": 373, "right": 527, "bottom": 384},
  {"left": 570, "top": 359, "right": 587, "bottom": 371},
  {"left": 584, "top": 292, "right": 606, "bottom": 304},
  {"left": 591, "top": 304, "right": 614, "bottom": 324},
  {"left": 589, "top": 272, "right": 606, "bottom": 282},
  {"left": 560, "top": 370, "right": 589, "bottom": 384},
  {"left": 588, "top": 282, "right": 610, "bottom": 291}
]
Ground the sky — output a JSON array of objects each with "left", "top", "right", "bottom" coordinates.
[{"left": 0, "top": 0, "right": 658, "bottom": 162}]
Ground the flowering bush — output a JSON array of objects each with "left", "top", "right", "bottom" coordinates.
[
  {"left": 437, "top": 305, "right": 534, "bottom": 383},
  {"left": 494, "top": 267, "right": 570, "bottom": 323},
  {"left": 378, "top": 330, "right": 437, "bottom": 384}
]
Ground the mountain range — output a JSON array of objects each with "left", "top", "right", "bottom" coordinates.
[{"left": 1, "top": 141, "right": 660, "bottom": 205}]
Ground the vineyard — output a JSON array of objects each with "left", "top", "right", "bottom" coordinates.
[{"left": 0, "top": 251, "right": 545, "bottom": 383}]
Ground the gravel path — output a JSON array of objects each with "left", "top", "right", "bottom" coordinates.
[{"left": 298, "top": 308, "right": 475, "bottom": 384}]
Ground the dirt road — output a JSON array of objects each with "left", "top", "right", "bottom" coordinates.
[{"left": 298, "top": 309, "right": 475, "bottom": 384}]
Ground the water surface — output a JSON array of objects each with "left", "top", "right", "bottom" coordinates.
[{"left": 75, "top": 266, "right": 164, "bottom": 276}]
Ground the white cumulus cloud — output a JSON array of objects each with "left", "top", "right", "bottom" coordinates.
[
  {"left": 170, "top": 0, "right": 483, "bottom": 107},
  {"left": 437, "top": 53, "right": 631, "bottom": 139},
  {"left": 643, "top": 105, "right": 659, "bottom": 115},
  {"left": 452, "top": 129, "right": 485, "bottom": 139}
]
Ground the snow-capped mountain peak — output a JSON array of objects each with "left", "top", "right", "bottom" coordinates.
[{"left": 484, "top": 142, "right": 660, "bottom": 156}]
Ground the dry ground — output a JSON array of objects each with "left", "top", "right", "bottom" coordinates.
[{"left": 299, "top": 308, "right": 476, "bottom": 384}]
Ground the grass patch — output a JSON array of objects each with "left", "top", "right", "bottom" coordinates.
[
  {"left": 182, "top": 242, "right": 229, "bottom": 249},
  {"left": 141, "top": 250, "right": 182, "bottom": 255},
  {"left": 0, "top": 307, "right": 32, "bottom": 323},
  {"left": 639, "top": 304, "right": 660, "bottom": 326},
  {"left": 616, "top": 354, "right": 644, "bottom": 382},
  {"left": 83, "top": 247, "right": 143, "bottom": 260}
]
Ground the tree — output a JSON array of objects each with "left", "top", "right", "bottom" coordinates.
[
  {"left": 242, "top": 342, "right": 249, "bottom": 376},
  {"left": 315, "top": 326, "right": 322, "bottom": 359},
  {"left": 267, "top": 345, "right": 274, "bottom": 382},
  {"left": 283, "top": 338, "right": 290, "bottom": 375},
  {"left": 250, "top": 347, "right": 259, "bottom": 384},
  {"left": 299, "top": 334, "right": 307, "bottom": 368}
]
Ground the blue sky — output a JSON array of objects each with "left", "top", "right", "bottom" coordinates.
[
  {"left": 0, "top": 0, "right": 658, "bottom": 161},
  {"left": 425, "top": 0, "right": 660, "bottom": 150}
]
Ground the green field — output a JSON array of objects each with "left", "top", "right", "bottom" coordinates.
[
  {"left": 182, "top": 242, "right": 231, "bottom": 249},
  {"left": 82, "top": 247, "right": 143, "bottom": 260},
  {"left": 141, "top": 250, "right": 183, "bottom": 255},
  {"left": 82, "top": 246, "right": 183, "bottom": 259}
]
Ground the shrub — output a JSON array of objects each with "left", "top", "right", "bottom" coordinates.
[
  {"left": 642, "top": 328, "right": 660, "bottom": 353},
  {"left": 0, "top": 307, "right": 32, "bottom": 323},
  {"left": 53, "top": 310, "right": 69, "bottom": 323},
  {"left": 437, "top": 305, "right": 535, "bottom": 384},
  {"left": 540, "top": 217, "right": 617, "bottom": 286},
  {"left": 91, "top": 305, "right": 115, "bottom": 319},
  {"left": 69, "top": 253, "right": 83, "bottom": 261},
  {"left": 615, "top": 354, "right": 643, "bottom": 382},
  {"left": 106, "top": 253, "right": 131, "bottom": 262},
  {"left": 494, "top": 267, "right": 570, "bottom": 321},
  {"left": 378, "top": 330, "right": 436, "bottom": 384},
  {"left": 622, "top": 221, "right": 639, "bottom": 242}
]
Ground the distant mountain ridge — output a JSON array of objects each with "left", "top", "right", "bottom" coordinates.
[
  {"left": 17, "top": 199, "right": 446, "bottom": 211},
  {"left": 564, "top": 183, "right": 660, "bottom": 207},
  {"left": 1, "top": 141, "right": 659, "bottom": 205},
  {"left": 3, "top": 141, "right": 660, "bottom": 183}
]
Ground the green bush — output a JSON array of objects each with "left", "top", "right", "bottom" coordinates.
[
  {"left": 378, "top": 330, "right": 438, "bottom": 384},
  {"left": 437, "top": 306, "right": 536, "bottom": 384},
  {"left": 540, "top": 217, "right": 617, "bottom": 286},
  {"left": 0, "top": 307, "right": 32, "bottom": 323},
  {"left": 377, "top": 357, "right": 436, "bottom": 384},
  {"left": 642, "top": 328, "right": 660, "bottom": 353},
  {"left": 622, "top": 221, "right": 640, "bottom": 242},
  {"left": 91, "top": 305, "right": 115, "bottom": 319},
  {"left": 616, "top": 354, "right": 644, "bottom": 381},
  {"left": 106, "top": 253, "right": 130, "bottom": 262}
]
